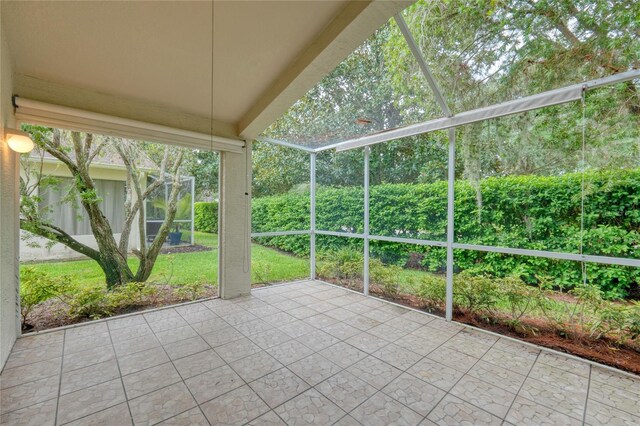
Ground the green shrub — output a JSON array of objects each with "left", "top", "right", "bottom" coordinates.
[
  {"left": 174, "top": 282, "right": 206, "bottom": 301},
  {"left": 454, "top": 273, "right": 501, "bottom": 314},
  {"left": 20, "top": 267, "right": 70, "bottom": 326},
  {"left": 108, "top": 282, "right": 157, "bottom": 307},
  {"left": 499, "top": 276, "right": 541, "bottom": 324},
  {"left": 194, "top": 202, "right": 218, "bottom": 233},
  {"left": 252, "top": 168, "right": 640, "bottom": 298},
  {"left": 317, "top": 248, "right": 363, "bottom": 283},
  {"left": 67, "top": 282, "right": 161, "bottom": 319},
  {"left": 417, "top": 275, "right": 447, "bottom": 310},
  {"left": 370, "top": 259, "right": 402, "bottom": 297},
  {"left": 538, "top": 281, "right": 605, "bottom": 339},
  {"left": 589, "top": 302, "right": 640, "bottom": 346},
  {"left": 66, "top": 287, "right": 111, "bottom": 320}
]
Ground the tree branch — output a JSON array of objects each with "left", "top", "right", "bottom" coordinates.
[
  {"left": 87, "top": 138, "right": 107, "bottom": 166},
  {"left": 20, "top": 219, "right": 101, "bottom": 261}
]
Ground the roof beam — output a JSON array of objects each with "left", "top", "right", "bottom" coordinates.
[
  {"left": 259, "top": 138, "right": 316, "bottom": 153},
  {"left": 326, "top": 69, "right": 640, "bottom": 152},
  {"left": 238, "top": 0, "right": 412, "bottom": 140},
  {"left": 393, "top": 14, "right": 452, "bottom": 117}
]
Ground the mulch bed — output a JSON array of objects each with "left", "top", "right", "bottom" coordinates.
[
  {"left": 23, "top": 285, "right": 217, "bottom": 333},
  {"left": 159, "top": 244, "right": 213, "bottom": 255},
  {"left": 322, "top": 277, "right": 640, "bottom": 375},
  {"left": 23, "top": 276, "right": 640, "bottom": 375}
]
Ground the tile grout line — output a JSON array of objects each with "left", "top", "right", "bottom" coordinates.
[
  {"left": 0, "top": 359, "right": 63, "bottom": 393},
  {"left": 253, "top": 283, "right": 461, "bottom": 424},
  {"left": 509, "top": 375, "right": 589, "bottom": 422},
  {"left": 164, "top": 283, "right": 640, "bottom": 424},
  {"left": 337, "top": 320, "right": 468, "bottom": 423},
  {"left": 52, "top": 329, "right": 66, "bottom": 426},
  {"left": 146, "top": 406, "right": 205, "bottom": 426},
  {"left": 489, "top": 347, "right": 592, "bottom": 422},
  {"left": 269, "top": 282, "right": 499, "bottom": 423},
  {"left": 421, "top": 333, "right": 502, "bottom": 423},
  {"left": 105, "top": 321, "right": 136, "bottom": 425},
  {"left": 581, "top": 379, "right": 640, "bottom": 418},
  {"left": 582, "top": 365, "right": 592, "bottom": 426},
  {"left": 173, "top": 299, "right": 309, "bottom": 424},
  {"left": 140, "top": 308, "right": 212, "bottom": 426},
  {"left": 212, "top": 291, "right": 349, "bottom": 420},
  {"left": 316, "top": 279, "right": 640, "bottom": 381},
  {"left": 203, "top": 286, "right": 361, "bottom": 423},
  {"left": 502, "top": 346, "right": 542, "bottom": 423},
  {"left": 17, "top": 295, "right": 221, "bottom": 339}
]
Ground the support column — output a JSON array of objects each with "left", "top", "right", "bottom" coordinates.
[
  {"left": 363, "top": 146, "right": 370, "bottom": 295},
  {"left": 445, "top": 128, "right": 456, "bottom": 321},
  {"left": 218, "top": 141, "right": 251, "bottom": 299},
  {"left": 310, "top": 152, "right": 316, "bottom": 280}
]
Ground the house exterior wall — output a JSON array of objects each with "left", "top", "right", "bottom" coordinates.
[
  {"left": 19, "top": 161, "right": 142, "bottom": 261},
  {"left": 0, "top": 19, "right": 20, "bottom": 369}
]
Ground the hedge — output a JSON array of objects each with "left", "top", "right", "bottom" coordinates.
[
  {"left": 194, "top": 202, "right": 218, "bottom": 233},
  {"left": 252, "top": 169, "right": 640, "bottom": 299}
]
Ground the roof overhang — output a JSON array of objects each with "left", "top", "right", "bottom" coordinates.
[{"left": 1, "top": 0, "right": 412, "bottom": 147}]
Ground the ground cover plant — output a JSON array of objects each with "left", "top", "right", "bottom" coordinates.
[
  {"left": 316, "top": 247, "right": 640, "bottom": 373},
  {"left": 21, "top": 231, "right": 309, "bottom": 331}
]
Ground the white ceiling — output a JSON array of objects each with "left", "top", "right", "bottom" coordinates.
[{"left": 1, "top": 0, "right": 411, "bottom": 141}]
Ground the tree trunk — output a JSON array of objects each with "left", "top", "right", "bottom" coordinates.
[
  {"left": 134, "top": 150, "right": 185, "bottom": 282},
  {"left": 99, "top": 251, "right": 135, "bottom": 289}
]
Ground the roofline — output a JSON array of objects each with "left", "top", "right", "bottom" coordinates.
[
  {"left": 27, "top": 156, "right": 158, "bottom": 173},
  {"left": 238, "top": 0, "right": 412, "bottom": 140}
]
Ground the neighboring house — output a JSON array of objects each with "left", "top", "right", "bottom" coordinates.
[{"left": 20, "top": 144, "right": 194, "bottom": 261}]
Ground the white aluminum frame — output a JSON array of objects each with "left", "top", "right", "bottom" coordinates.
[
  {"left": 251, "top": 230, "right": 310, "bottom": 238},
  {"left": 363, "top": 146, "right": 371, "bottom": 296},
  {"left": 145, "top": 175, "right": 196, "bottom": 246},
  {"left": 261, "top": 71, "right": 639, "bottom": 154},
  {"left": 254, "top": 19, "right": 639, "bottom": 320},
  {"left": 190, "top": 176, "right": 195, "bottom": 245},
  {"left": 445, "top": 128, "right": 456, "bottom": 320},
  {"left": 326, "top": 70, "right": 639, "bottom": 153},
  {"left": 310, "top": 153, "right": 317, "bottom": 279}
]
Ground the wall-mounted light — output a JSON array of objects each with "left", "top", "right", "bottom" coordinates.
[{"left": 4, "top": 129, "right": 34, "bottom": 153}]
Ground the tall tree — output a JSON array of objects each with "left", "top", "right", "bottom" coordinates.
[
  {"left": 20, "top": 127, "right": 186, "bottom": 289},
  {"left": 257, "top": 0, "right": 638, "bottom": 194}
]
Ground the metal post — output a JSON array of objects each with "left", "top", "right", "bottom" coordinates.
[
  {"left": 142, "top": 174, "right": 147, "bottom": 251},
  {"left": 363, "top": 146, "right": 370, "bottom": 295},
  {"left": 190, "top": 176, "right": 195, "bottom": 245},
  {"left": 445, "top": 128, "right": 456, "bottom": 321},
  {"left": 310, "top": 153, "right": 316, "bottom": 280}
]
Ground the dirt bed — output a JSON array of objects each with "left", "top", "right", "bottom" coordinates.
[{"left": 322, "top": 278, "right": 640, "bottom": 375}]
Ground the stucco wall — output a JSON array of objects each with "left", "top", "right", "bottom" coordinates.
[
  {"left": 19, "top": 162, "right": 140, "bottom": 261},
  {"left": 0, "top": 19, "right": 20, "bottom": 369},
  {"left": 218, "top": 142, "right": 252, "bottom": 299}
]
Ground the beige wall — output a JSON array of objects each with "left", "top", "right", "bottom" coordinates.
[
  {"left": 0, "top": 18, "right": 20, "bottom": 369},
  {"left": 32, "top": 160, "right": 129, "bottom": 181},
  {"left": 218, "top": 141, "right": 251, "bottom": 299}
]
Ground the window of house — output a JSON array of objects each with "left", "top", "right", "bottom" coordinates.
[{"left": 39, "top": 177, "right": 126, "bottom": 235}]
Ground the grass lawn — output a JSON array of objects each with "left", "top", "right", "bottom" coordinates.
[{"left": 21, "top": 231, "right": 310, "bottom": 290}]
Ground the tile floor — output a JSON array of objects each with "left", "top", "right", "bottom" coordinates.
[{"left": 1, "top": 280, "right": 639, "bottom": 425}]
